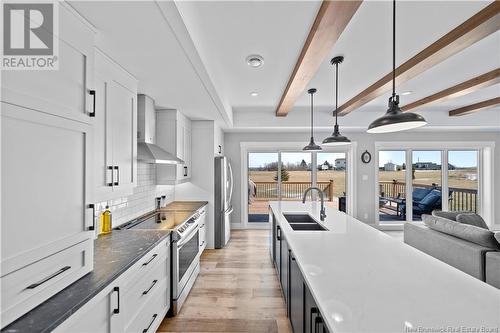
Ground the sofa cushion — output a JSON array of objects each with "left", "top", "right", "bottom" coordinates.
[
  {"left": 456, "top": 213, "right": 489, "bottom": 230},
  {"left": 419, "top": 190, "right": 441, "bottom": 207},
  {"left": 432, "top": 210, "right": 469, "bottom": 221},
  {"left": 422, "top": 214, "right": 500, "bottom": 249}
]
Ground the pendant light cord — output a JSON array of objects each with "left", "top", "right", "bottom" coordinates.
[
  {"left": 334, "top": 61, "right": 339, "bottom": 126},
  {"left": 392, "top": 0, "right": 396, "bottom": 99},
  {"left": 310, "top": 91, "right": 314, "bottom": 138}
]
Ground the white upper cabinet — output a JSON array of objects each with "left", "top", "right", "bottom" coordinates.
[
  {"left": 93, "top": 50, "right": 138, "bottom": 201},
  {"left": 156, "top": 110, "right": 192, "bottom": 184},
  {"left": 1, "top": 3, "right": 96, "bottom": 124}
]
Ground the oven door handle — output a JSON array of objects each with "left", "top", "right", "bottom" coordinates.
[{"left": 177, "top": 227, "right": 199, "bottom": 248}]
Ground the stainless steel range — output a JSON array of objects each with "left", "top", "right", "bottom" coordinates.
[{"left": 117, "top": 206, "right": 206, "bottom": 315}]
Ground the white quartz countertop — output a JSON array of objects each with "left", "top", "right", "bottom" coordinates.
[{"left": 269, "top": 201, "right": 500, "bottom": 333}]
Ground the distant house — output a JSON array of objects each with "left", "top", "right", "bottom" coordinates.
[
  {"left": 414, "top": 162, "right": 441, "bottom": 170},
  {"left": 320, "top": 162, "right": 330, "bottom": 171},
  {"left": 384, "top": 162, "right": 397, "bottom": 171},
  {"left": 335, "top": 158, "right": 346, "bottom": 170}
]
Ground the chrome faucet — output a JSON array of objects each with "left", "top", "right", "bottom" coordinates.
[{"left": 302, "top": 187, "right": 326, "bottom": 221}]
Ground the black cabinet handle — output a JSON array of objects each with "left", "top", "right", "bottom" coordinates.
[
  {"left": 142, "top": 279, "right": 158, "bottom": 295},
  {"left": 26, "top": 266, "right": 71, "bottom": 289},
  {"left": 142, "top": 314, "right": 158, "bottom": 333},
  {"left": 107, "top": 166, "right": 114, "bottom": 187},
  {"left": 200, "top": 240, "right": 205, "bottom": 247},
  {"left": 89, "top": 90, "right": 96, "bottom": 117},
  {"left": 88, "top": 204, "right": 95, "bottom": 230},
  {"left": 315, "top": 316, "right": 323, "bottom": 333},
  {"left": 277, "top": 226, "right": 281, "bottom": 241},
  {"left": 218, "top": 145, "right": 222, "bottom": 154},
  {"left": 184, "top": 166, "right": 188, "bottom": 177},
  {"left": 142, "top": 254, "right": 157, "bottom": 266},
  {"left": 310, "top": 307, "right": 318, "bottom": 333},
  {"left": 113, "top": 287, "right": 120, "bottom": 314},
  {"left": 114, "top": 166, "right": 119, "bottom": 186}
]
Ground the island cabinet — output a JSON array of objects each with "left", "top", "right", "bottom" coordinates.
[
  {"left": 280, "top": 233, "right": 290, "bottom": 309},
  {"left": 304, "top": 285, "right": 330, "bottom": 333},
  {"left": 289, "top": 251, "right": 304, "bottom": 333},
  {"left": 93, "top": 49, "right": 138, "bottom": 201},
  {"left": 156, "top": 109, "right": 192, "bottom": 184},
  {"left": 55, "top": 238, "right": 171, "bottom": 333}
]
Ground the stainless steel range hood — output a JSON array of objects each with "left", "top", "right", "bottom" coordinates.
[{"left": 137, "top": 94, "right": 183, "bottom": 164}]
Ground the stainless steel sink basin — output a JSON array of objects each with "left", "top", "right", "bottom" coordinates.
[
  {"left": 288, "top": 223, "right": 327, "bottom": 231},
  {"left": 283, "top": 214, "right": 318, "bottom": 223},
  {"left": 283, "top": 213, "right": 328, "bottom": 231}
]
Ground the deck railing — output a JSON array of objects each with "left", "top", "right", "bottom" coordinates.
[
  {"left": 379, "top": 180, "right": 477, "bottom": 212},
  {"left": 252, "top": 180, "right": 335, "bottom": 201}
]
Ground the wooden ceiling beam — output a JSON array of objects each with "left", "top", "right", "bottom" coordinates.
[
  {"left": 402, "top": 68, "right": 500, "bottom": 111},
  {"left": 449, "top": 97, "right": 500, "bottom": 116},
  {"left": 337, "top": 1, "right": 500, "bottom": 116},
  {"left": 275, "top": 0, "right": 362, "bottom": 117}
]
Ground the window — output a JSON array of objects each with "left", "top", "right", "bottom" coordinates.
[
  {"left": 378, "top": 150, "right": 407, "bottom": 223},
  {"left": 317, "top": 152, "right": 347, "bottom": 211},
  {"left": 247, "top": 152, "right": 279, "bottom": 223},
  {"left": 448, "top": 151, "right": 478, "bottom": 213},
  {"left": 411, "top": 151, "right": 442, "bottom": 221}
]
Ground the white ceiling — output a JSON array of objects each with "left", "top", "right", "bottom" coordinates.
[{"left": 68, "top": 0, "right": 499, "bottom": 131}]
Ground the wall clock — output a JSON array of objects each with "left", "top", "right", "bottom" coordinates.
[{"left": 361, "top": 150, "right": 371, "bottom": 164}]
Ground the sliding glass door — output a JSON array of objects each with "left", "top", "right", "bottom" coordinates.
[
  {"left": 248, "top": 153, "right": 279, "bottom": 223},
  {"left": 246, "top": 149, "right": 349, "bottom": 225},
  {"left": 377, "top": 147, "right": 481, "bottom": 224}
]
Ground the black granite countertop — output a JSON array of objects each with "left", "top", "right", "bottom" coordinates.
[{"left": 2, "top": 229, "right": 171, "bottom": 333}]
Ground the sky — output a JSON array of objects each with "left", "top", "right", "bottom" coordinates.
[
  {"left": 378, "top": 150, "right": 478, "bottom": 168},
  {"left": 248, "top": 152, "right": 346, "bottom": 168}
]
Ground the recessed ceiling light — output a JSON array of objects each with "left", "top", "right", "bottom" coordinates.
[
  {"left": 250, "top": 92, "right": 259, "bottom": 97},
  {"left": 401, "top": 91, "right": 413, "bottom": 96},
  {"left": 246, "top": 54, "right": 264, "bottom": 68}
]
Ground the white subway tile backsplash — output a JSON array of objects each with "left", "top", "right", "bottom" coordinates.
[{"left": 96, "top": 162, "right": 175, "bottom": 228}]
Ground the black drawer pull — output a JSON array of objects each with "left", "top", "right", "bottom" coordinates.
[
  {"left": 114, "top": 166, "right": 119, "bottom": 186},
  {"left": 113, "top": 286, "right": 120, "bottom": 314},
  {"left": 26, "top": 266, "right": 71, "bottom": 289},
  {"left": 277, "top": 226, "right": 281, "bottom": 240},
  {"left": 142, "top": 279, "right": 158, "bottom": 295},
  {"left": 88, "top": 204, "right": 95, "bottom": 230},
  {"left": 200, "top": 240, "right": 205, "bottom": 247},
  {"left": 107, "top": 166, "right": 114, "bottom": 187},
  {"left": 183, "top": 166, "right": 188, "bottom": 177},
  {"left": 142, "top": 254, "right": 157, "bottom": 266},
  {"left": 89, "top": 90, "right": 96, "bottom": 117},
  {"left": 310, "top": 307, "right": 318, "bottom": 333},
  {"left": 143, "top": 314, "right": 158, "bottom": 333}
]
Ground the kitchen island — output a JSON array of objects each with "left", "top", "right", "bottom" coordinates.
[{"left": 269, "top": 201, "right": 500, "bottom": 333}]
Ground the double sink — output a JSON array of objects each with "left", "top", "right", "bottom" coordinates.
[{"left": 283, "top": 214, "right": 328, "bottom": 231}]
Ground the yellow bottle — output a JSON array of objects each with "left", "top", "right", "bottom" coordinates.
[{"left": 100, "top": 206, "right": 112, "bottom": 235}]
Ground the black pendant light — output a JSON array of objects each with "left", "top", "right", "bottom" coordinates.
[
  {"left": 322, "top": 56, "right": 351, "bottom": 146},
  {"left": 303, "top": 88, "right": 322, "bottom": 151},
  {"left": 367, "top": 0, "right": 426, "bottom": 133}
]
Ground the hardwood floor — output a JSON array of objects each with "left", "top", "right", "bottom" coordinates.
[{"left": 158, "top": 230, "right": 292, "bottom": 333}]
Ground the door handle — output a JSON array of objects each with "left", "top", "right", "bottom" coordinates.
[
  {"left": 107, "top": 166, "right": 114, "bottom": 187},
  {"left": 142, "top": 280, "right": 158, "bottom": 295},
  {"left": 184, "top": 166, "right": 188, "bottom": 177},
  {"left": 113, "top": 287, "right": 120, "bottom": 314},
  {"left": 26, "top": 266, "right": 71, "bottom": 289},
  {"left": 88, "top": 90, "right": 96, "bottom": 117},
  {"left": 114, "top": 166, "right": 119, "bottom": 186},
  {"left": 142, "top": 314, "right": 158, "bottom": 333},
  {"left": 87, "top": 204, "right": 95, "bottom": 230}
]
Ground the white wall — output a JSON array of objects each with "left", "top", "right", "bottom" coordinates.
[{"left": 224, "top": 130, "right": 500, "bottom": 228}]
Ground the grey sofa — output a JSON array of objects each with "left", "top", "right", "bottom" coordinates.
[{"left": 404, "top": 213, "right": 500, "bottom": 289}]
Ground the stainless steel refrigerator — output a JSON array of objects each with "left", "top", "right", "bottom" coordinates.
[{"left": 214, "top": 156, "right": 233, "bottom": 248}]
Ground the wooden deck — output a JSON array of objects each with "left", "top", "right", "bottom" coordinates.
[{"left": 158, "top": 230, "right": 292, "bottom": 333}]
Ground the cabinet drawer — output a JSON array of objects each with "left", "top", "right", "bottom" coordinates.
[
  {"left": 125, "top": 279, "right": 168, "bottom": 333},
  {"left": 1, "top": 238, "right": 93, "bottom": 326},
  {"left": 122, "top": 254, "right": 168, "bottom": 327}
]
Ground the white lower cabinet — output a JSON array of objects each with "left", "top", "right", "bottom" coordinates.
[
  {"left": 198, "top": 211, "right": 207, "bottom": 253},
  {"left": 56, "top": 238, "right": 171, "bottom": 333}
]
